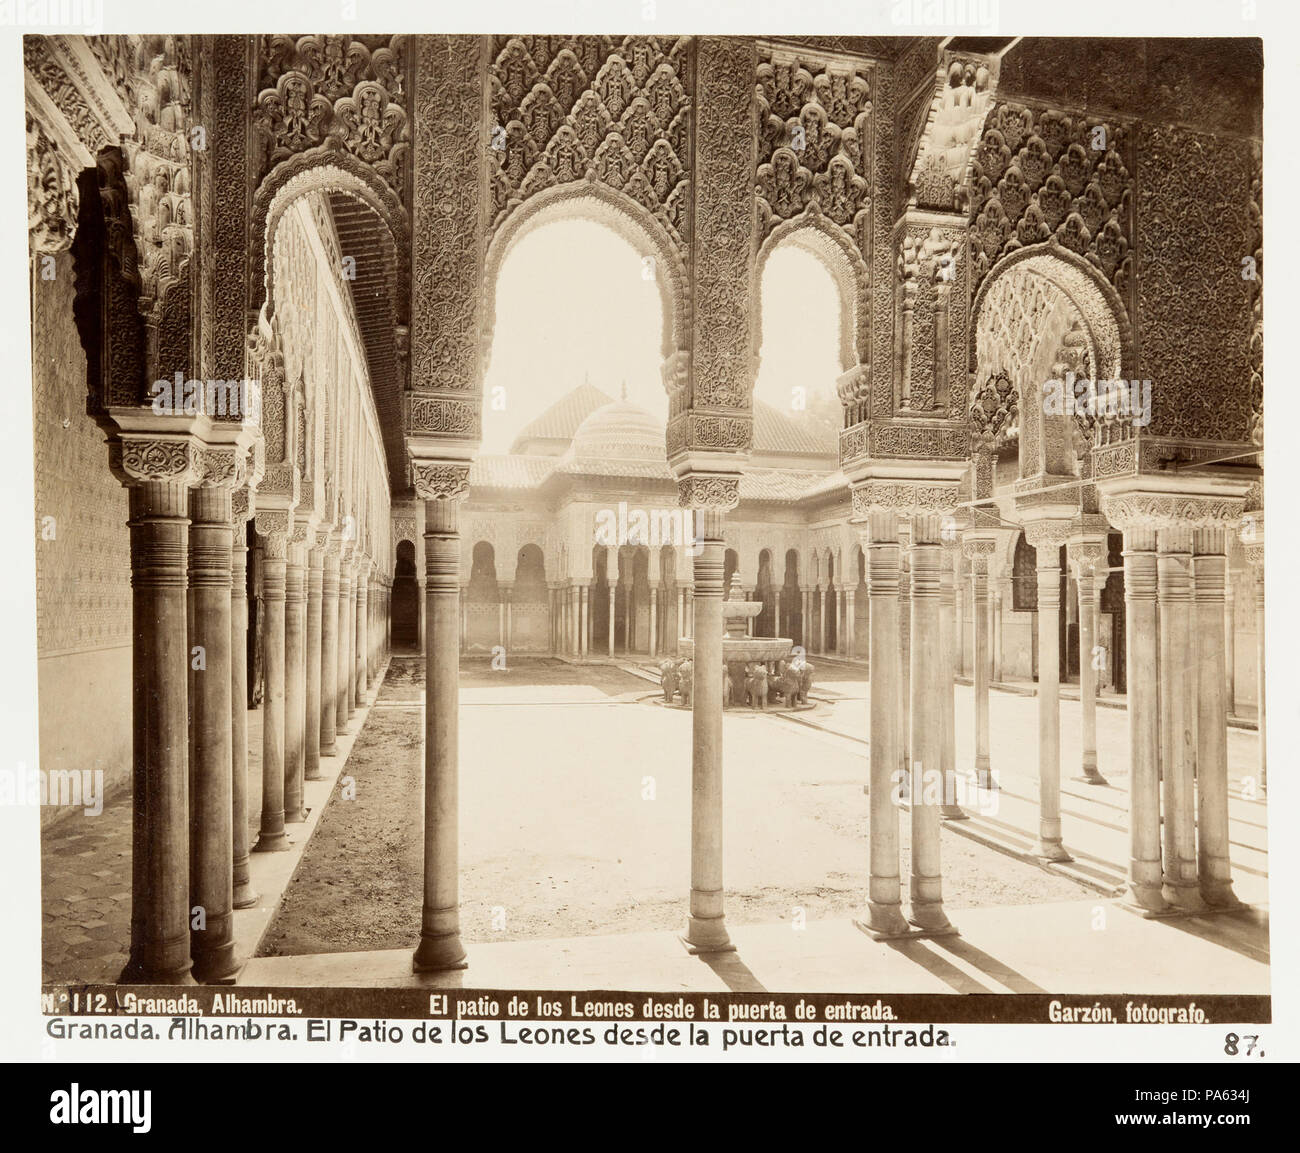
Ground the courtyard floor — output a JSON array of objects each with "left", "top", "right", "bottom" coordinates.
[{"left": 39, "top": 655, "right": 1269, "bottom": 993}]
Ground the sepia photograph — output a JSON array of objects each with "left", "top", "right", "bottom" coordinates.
[{"left": 1, "top": 0, "right": 1292, "bottom": 1098}]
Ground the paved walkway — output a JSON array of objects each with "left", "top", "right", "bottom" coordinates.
[{"left": 241, "top": 901, "right": 1269, "bottom": 995}]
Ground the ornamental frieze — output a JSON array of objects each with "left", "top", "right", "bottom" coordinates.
[
  {"left": 26, "top": 111, "right": 79, "bottom": 255},
  {"left": 407, "top": 394, "right": 481, "bottom": 439},
  {"left": 850, "top": 480, "right": 960, "bottom": 518},
  {"left": 1098, "top": 492, "right": 1246, "bottom": 532}
]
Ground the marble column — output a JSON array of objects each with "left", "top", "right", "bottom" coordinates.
[
  {"left": 356, "top": 563, "right": 369, "bottom": 700},
  {"left": 1157, "top": 524, "right": 1202, "bottom": 910},
  {"left": 254, "top": 512, "right": 291, "bottom": 853},
  {"left": 954, "top": 556, "right": 965, "bottom": 676},
  {"left": 283, "top": 533, "right": 308, "bottom": 824},
  {"left": 650, "top": 585, "right": 659, "bottom": 658},
  {"left": 607, "top": 583, "right": 615, "bottom": 656},
  {"left": 938, "top": 539, "right": 966, "bottom": 820},
  {"left": 319, "top": 546, "right": 340, "bottom": 757},
  {"left": 1116, "top": 520, "right": 1166, "bottom": 912},
  {"left": 1224, "top": 576, "right": 1237, "bottom": 716},
  {"left": 908, "top": 515, "right": 954, "bottom": 929},
  {"left": 857, "top": 510, "right": 908, "bottom": 937},
  {"left": 188, "top": 479, "right": 238, "bottom": 983},
  {"left": 580, "top": 584, "right": 589, "bottom": 658},
  {"left": 417, "top": 573, "right": 427, "bottom": 655},
  {"left": 819, "top": 586, "right": 828, "bottom": 653},
  {"left": 413, "top": 495, "right": 467, "bottom": 972},
  {"left": 684, "top": 508, "right": 732, "bottom": 953},
  {"left": 1246, "top": 537, "right": 1266, "bottom": 794},
  {"left": 1194, "top": 527, "right": 1238, "bottom": 907},
  {"left": 120, "top": 472, "right": 195, "bottom": 984},
  {"left": 336, "top": 555, "right": 352, "bottom": 732},
  {"left": 992, "top": 586, "right": 1004, "bottom": 683},
  {"left": 844, "top": 588, "right": 856, "bottom": 660},
  {"left": 1026, "top": 526, "right": 1071, "bottom": 862},
  {"left": 1069, "top": 540, "right": 1108, "bottom": 785},
  {"left": 230, "top": 495, "right": 256, "bottom": 909},
  {"left": 305, "top": 538, "right": 325, "bottom": 781},
  {"left": 898, "top": 541, "right": 912, "bottom": 782},
  {"left": 350, "top": 558, "right": 363, "bottom": 708},
  {"left": 964, "top": 539, "right": 996, "bottom": 790},
  {"left": 503, "top": 582, "right": 514, "bottom": 653}
]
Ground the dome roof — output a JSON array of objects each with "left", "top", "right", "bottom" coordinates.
[{"left": 569, "top": 399, "right": 665, "bottom": 463}]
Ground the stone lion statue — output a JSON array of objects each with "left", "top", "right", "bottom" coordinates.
[
  {"left": 658, "top": 658, "right": 681, "bottom": 703},
  {"left": 745, "top": 662, "right": 769, "bottom": 710},
  {"left": 677, "top": 659, "right": 694, "bottom": 707}
]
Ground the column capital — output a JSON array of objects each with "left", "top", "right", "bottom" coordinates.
[
  {"left": 255, "top": 509, "right": 292, "bottom": 559},
  {"left": 675, "top": 473, "right": 740, "bottom": 512},
  {"left": 850, "top": 478, "right": 961, "bottom": 521},
  {"left": 412, "top": 460, "right": 470, "bottom": 503}
]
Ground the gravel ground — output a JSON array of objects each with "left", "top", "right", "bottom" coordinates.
[{"left": 259, "top": 657, "right": 1090, "bottom": 957}]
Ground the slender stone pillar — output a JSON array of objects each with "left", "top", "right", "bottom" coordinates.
[
  {"left": 120, "top": 473, "right": 195, "bottom": 984},
  {"left": 938, "top": 539, "right": 966, "bottom": 820},
  {"left": 580, "top": 585, "right": 589, "bottom": 658},
  {"left": 819, "top": 586, "right": 828, "bottom": 653},
  {"left": 607, "top": 583, "right": 615, "bottom": 656},
  {"left": 349, "top": 558, "right": 362, "bottom": 709},
  {"left": 418, "top": 573, "right": 427, "bottom": 655},
  {"left": 1069, "top": 540, "right": 1108, "bottom": 785},
  {"left": 1246, "top": 536, "right": 1266, "bottom": 793},
  {"left": 305, "top": 539, "right": 325, "bottom": 780},
  {"left": 230, "top": 495, "right": 256, "bottom": 909},
  {"left": 684, "top": 508, "right": 732, "bottom": 953},
  {"left": 954, "top": 556, "right": 965, "bottom": 676},
  {"left": 283, "top": 534, "right": 308, "bottom": 823},
  {"left": 908, "top": 515, "right": 954, "bottom": 929},
  {"left": 992, "top": 586, "right": 1004, "bottom": 683},
  {"left": 356, "top": 563, "right": 369, "bottom": 700},
  {"left": 460, "top": 581, "right": 468, "bottom": 653},
  {"left": 1116, "top": 521, "right": 1166, "bottom": 912},
  {"left": 188, "top": 480, "right": 238, "bottom": 983},
  {"left": 1194, "top": 527, "right": 1238, "bottom": 907},
  {"left": 1157, "top": 524, "right": 1202, "bottom": 910},
  {"left": 650, "top": 586, "right": 659, "bottom": 658},
  {"left": 320, "top": 546, "right": 340, "bottom": 756},
  {"left": 1224, "top": 576, "right": 1237, "bottom": 716},
  {"left": 336, "top": 556, "right": 352, "bottom": 732},
  {"left": 898, "top": 542, "right": 912, "bottom": 781},
  {"left": 845, "top": 588, "right": 856, "bottom": 660},
  {"left": 964, "top": 539, "right": 996, "bottom": 789},
  {"left": 1026, "top": 526, "right": 1071, "bottom": 862},
  {"left": 413, "top": 495, "right": 468, "bottom": 972},
  {"left": 254, "top": 512, "right": 291, "bottom": 852},
  {"left": 857, "top": 510, "right": 908, "bottom": 936},
  {"left": 686, "top": 587, "right": 694, "bottom": 639}
]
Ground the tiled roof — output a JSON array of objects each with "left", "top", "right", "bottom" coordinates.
[
  {"left": 509, "top": 383, "right": 614, "bottom": 450},
  {"left": 468, "top": 454, "right": 556, "bottom": 489},
  {"left": 752, "top": 400, "right": 838, "bottom": 457},
  {"left": 739, "top": 468, "right": 846, "bottom": 504}
]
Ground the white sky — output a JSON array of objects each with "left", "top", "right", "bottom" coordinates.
[{"left": 480, "top": 220, "right": 843, "bottom": 453}]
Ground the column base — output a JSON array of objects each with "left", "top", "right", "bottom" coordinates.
[
  {"left": 119, "top": 954, "right": 196, "bottom": 986},
  {"left": 320, "top": 742, "right": 338, "bottom": 757},
  {"left": 681, "top": 915, "right": 734, "bottom": 955},
  {"left": 233, "top": 880, "right": 258, "bottom": 909},
  {"left": 253, "top": 829, "right": 291, "bottom": 852},
  {"left": 284, "top": 806, "right": 309, "bottom": 824},
  {"left": 940, "top": 805, "right": 969, "bottom": 821},
  {"left": 412, "top": 933, "right": 468, "bottom": 973},
  {"left": 973, "top": 766, "right": 998, "bottom": 791},
  {"left": 304, "top": 770, "right": 327, "bottom": 782},
  {"left": 908, "top": 902, "right": 957, "bottom": 936},
  {"left": 1073, "top": 769, "right": 1110, "bottom": 786},
  {"left": 1200, "top": 881, "right": 1243, "bottom": 909},
  {"left": 1163, "top": 881, "right": 1207, "bottom": 913},
  {"left": 191, "top": 942, "right": 241, "bottom": 986},
  {"left": 853, "top": 901, "right": 911, "bottom": 939},
  {"left": 1035, "top": 839, "right": 1073, "bottom": 863}
]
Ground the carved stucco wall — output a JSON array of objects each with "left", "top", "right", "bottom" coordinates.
[
  {"left": 1136, "top": 125, "right": 1254, "bottom": 442},
  {"left": 31, "top": 252, "right": 132, "bottom": 825}
]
